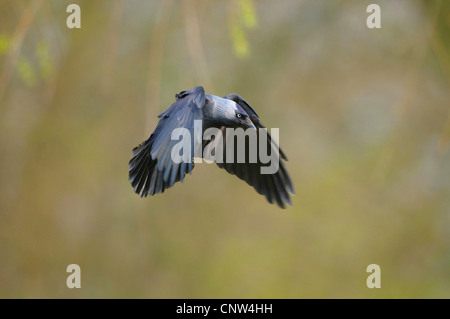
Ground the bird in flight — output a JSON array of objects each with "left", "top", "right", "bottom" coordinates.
[{"left": 128, "top": 86, "right": 294, "bottom": 208}]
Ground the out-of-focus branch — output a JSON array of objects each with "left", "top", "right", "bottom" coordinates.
[
  {"left": 429, "top": 2, "right": 450, "bottom": 153},
  {"left": 227, "top": 0, "right": 257, "bottom": 60},
  {"left": 0, "top": 0, "right": 43, "bottom": 106},
  {"left": 100, "top": 0, "right": 123, "bottom": 94}
]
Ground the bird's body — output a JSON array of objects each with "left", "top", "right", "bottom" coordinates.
[
  {"left": 128, "top": 86, "right": 294, "bottom": 208},
  {"left": 202, "top": 94, "right": 238, "bottom": 127}
]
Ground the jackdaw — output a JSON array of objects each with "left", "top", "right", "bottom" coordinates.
[{"left": 128, "top": 86, "right": 294, "bottom": 208}]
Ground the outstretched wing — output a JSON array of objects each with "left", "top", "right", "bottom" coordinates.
[
  {"left": 129, "top": 86, "right": 205, "bottom": 197},
  {"left": 216, "top": 93, "right": 295, "bottom": 208}
]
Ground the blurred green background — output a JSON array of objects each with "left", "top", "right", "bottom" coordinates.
[{"left": 0, "top": 0, "right": 449, "bottom": 298}]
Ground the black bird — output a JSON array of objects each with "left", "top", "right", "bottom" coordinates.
[{"left": 128, "top": 86, "right": 294, "bottom": 208}]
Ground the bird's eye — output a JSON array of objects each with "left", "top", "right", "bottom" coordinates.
[{"left": 236, "top": 113, "right": 242, "bottom": 118}]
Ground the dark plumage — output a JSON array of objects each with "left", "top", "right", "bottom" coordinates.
[{"left": 128, "top": 86, "right": 294, "bottom": 208}]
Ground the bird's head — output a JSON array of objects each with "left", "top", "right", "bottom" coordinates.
[
  {"left": 233, "top": 106, "right": 256, "bottom": 130},
  {"left": 205, "top": 95, "right": 256, "bottom": 130}
]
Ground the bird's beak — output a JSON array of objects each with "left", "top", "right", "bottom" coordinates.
[{"left": 243, "top": 117, "right": 257, "bottom": 130}]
